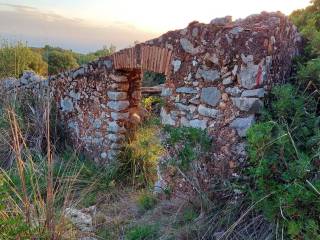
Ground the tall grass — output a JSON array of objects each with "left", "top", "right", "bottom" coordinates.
[
  {"left": 0, "top": 89, "right": 110, "bottom": 239},
  {"left": 0, "top": 104, "right": 73, "bottom": 239},
  {"left": 118, "top": 117, "right": 164, "bottom": 187},
  {"left": 0, "top": 96, "right": 120, "bottom": 239}
]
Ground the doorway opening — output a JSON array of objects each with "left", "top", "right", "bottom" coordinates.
[{"left": 140, "top": 71, "right": 166, "bottom": 118}]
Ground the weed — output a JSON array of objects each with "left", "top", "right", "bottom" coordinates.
[
  {"left": 164, "top": 126, "right": 211, "bottom": 170},
  {"left": 177, "top": 144, "right": 196, "bottom": 171},
  {"left": 182, "top": 208, "right": 198, "bottom": 223},
  {"left": 141, "top": 96, "right": 164, "bottom": 112},
  {"left": 0, "top": 98, "right": 115, "bottom": 238},
  {"left": 164, "top": 125, "right": 211, "bottom": 149},
  {"left": 163, "top": 185, "right": 172, "bottom": 199},
  {"left": 118, "top": 118, "right": 164, "bottom": 187},
  {"left": 125, "top": 224, "right": 159, "bottom": 240},
  {"left": 142, "top": 71, "right": 165, "bottom": 87},
  {"left": 137, "top": 191, "right": 157, "bottom": 212}
]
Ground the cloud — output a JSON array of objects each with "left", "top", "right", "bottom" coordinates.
[{"left": 0, "top": 4, "right": 158, "bottom": 53}]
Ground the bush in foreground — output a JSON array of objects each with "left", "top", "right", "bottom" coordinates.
[{"left": 246, "top": 85, "right": 320, "bottom": 239}]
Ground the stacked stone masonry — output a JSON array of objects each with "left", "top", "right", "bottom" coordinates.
[{"left": 1, "top": 12, "right": 302, "bottom": 167}]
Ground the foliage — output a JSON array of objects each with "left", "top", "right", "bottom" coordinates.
[
  {"left": 0, "top": 176, "right": 41, "bottom": 240},
  {"left": 136, "top": 191, "right": 157, "bottom": 212},
  {"left": 290, "top": 0, "right": 320, "bottom": 90},
  {"left": 290, "top": 0, "right": 320, "bottom": 55},
  {"left": 0, "top": 39, "right": 48, "bottom": 78},
  {"left": 0, "top": 39, "right": 115, "bottom": 77},
  {"left": 182, "top": 208, "right": 198, "bottom": 223},
  {"left": 164, "top": 126, "right": 211, "bottom": 147},
  {"left": 296, "top": 57, "right": 320, "bottom": 88},
  {"left": 0, "top": 91, "right": 115, "bottom": 238},
  {"left": 118, "top": 117, "right": 164, "bottom": 187},
  {"left": 246, "top": 85, "right": 320, "bottom": 239},
  {"left": 47, "top": 50, "right": 79, "bottom": 75},
  {"left": 142, "top": 71, "right": 165, "bottom": 87},
  {"left": 125, "top": 224, "right": 159, "bottom": 240},
  {"left": 74, "top": 44, "right": 116, "bottom": 65},
  {"left": 19, "top": 44, "right": 116, "bottom": 76},
  {"left": 164, "top": 126, "right": 211, "bottom": 170},
  {"left": 141, "top": 96, "right": 164, "bottom": 113},
  {"left": 42, "top": 44, "right": 116, "bottom": 71}
]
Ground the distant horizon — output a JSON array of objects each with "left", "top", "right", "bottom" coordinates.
[{"left": 0, "top": 0, "right": 311, "bottom": 53}]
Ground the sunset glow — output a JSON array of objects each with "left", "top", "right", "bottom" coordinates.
[{"left": 0, "top": 0, "right": 311, "bottom": 52}]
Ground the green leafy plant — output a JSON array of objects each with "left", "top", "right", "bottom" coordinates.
[
  {"left": 141, "top": 96, "right": 164, "bottom": 112},
  {"left": 290, "top": 0, "right": 320, "bottom": 56},
  {"left": 0, "top": 39, "right": 48, "bottom": 78},
  {"left": 47, "top": 50, "right": 79, "bottom": 75},
  {"left": 297, "top": 58, "right": 320, "bottom": 88},
  {"left": 164, "top": 126, "right": 211, "bottom": 170},
  {"left": 164, "top": 126, "right": 211, "bottom": 148},
  {"left": 142, "top": 71, "right": 165, "bottom": 87},
  {"left": 246, "top": 85, "right": 320, "bottom": 239},
  {"left": 137, "top": 191, "right": 157, "bottom": 212},
  {"left": 125, "top": 224, "right": 159, "bottom": 240},
  {"left": 182, "top": 208, "right": 198, "bottom": 223}
]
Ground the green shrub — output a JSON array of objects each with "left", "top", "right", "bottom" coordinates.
[
  {"left": 47, "top": 50, "right": 78, "bottom": 75},
  {"left": 290, "top": 0, "right": 320, "bottom": 92},
  {"left": 246, "top": 84, "right": 320, "bottom": 239},
  {"left": 142, "top": 71, "right": 165, "bottom": 87},
  {"left": 182, "top": 208, "right": 198, "bottom": 223},
  {"left": 176, "top": 144, "right": 196, "bottom": 171},
  {"left": 141, "top": 96, "right": 164, "bottom": 113},
  {"left": 297, "top": 58, "right": 320, "bottom": 88},
  {"left": 290, "top": 0, "right": 320, "bottom": 56},
  {"left": 164, "top": 126, "right": 211, "bottom": 170},
  {"left": 137, "top": 191, "right": 157, "bottom": 212},
  {"left": 0, "top": 39, "right": 48, "bottom": 78},
  {"left": 164, "top": 126, "right": 211, "bottom": 148},
  {"left": 125, "top": 224, "right": 159, "bottom": 240}
]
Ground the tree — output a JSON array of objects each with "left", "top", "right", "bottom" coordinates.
[
  {"left": 0, "top": 40, "right": 48, "bottom": 78},
  {"left": 290, "top": 0, "right": 320, "bottom": 55},
  {"left": 71, "top": 45, "right": 116, "bottom": 65},
  {"left": 93, "top": 44, "right": 116, "bottom": 58},
  {"left": 47, "top": 50, "right": 79, "bottom": 75},
  {"left": 289, "top": 0, "right": 320, "bottom": 89},
  {"left": 28, "top": 51, "right": 48, "bottom": 76}
]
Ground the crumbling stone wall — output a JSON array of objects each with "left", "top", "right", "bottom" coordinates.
[
  {"left": 3, "top": 12, "right": 301, "bottom": 167},
  {"left": 1, "top": 71, "right": 49, "bottom": 96}
]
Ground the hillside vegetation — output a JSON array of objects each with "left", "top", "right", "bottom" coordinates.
[
  {"left": 240, "top": 1, "right": 320, "bottom": 238},
  {"left": 0, "top": 42, "right": 116, "bottom": 77},
  {"left": 0, "top": 42, "right": 164, "bottom": 86}
]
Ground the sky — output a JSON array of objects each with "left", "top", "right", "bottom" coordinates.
[{"left": 0, "top": 0, "right": 311, "bottom": 53}]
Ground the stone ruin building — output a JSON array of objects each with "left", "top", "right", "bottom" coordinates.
[{"left": 1, "top": 12, "right": 302, "bottom": 169}]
